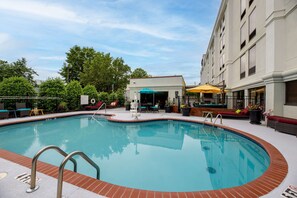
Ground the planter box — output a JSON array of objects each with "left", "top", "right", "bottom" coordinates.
[
  {"left": 249, "top": 110, "right": 261, "bottom": 124},
  {"left": 182, "top": 107, "right": 191, "bottom": 116},
  {"left": 165, "top": 106, "right": 171, "bottom": 113}
]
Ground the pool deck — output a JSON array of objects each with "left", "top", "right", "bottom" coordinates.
[{"left": 0, "top": 108, "right": 296, "bottom": 197}]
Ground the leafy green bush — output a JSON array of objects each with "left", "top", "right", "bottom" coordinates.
[
  {"left": 0, "top": 77, "right": 36, "bottom": 108},
  {"left": 108, "top": 92, "right": 118, "bottom": 104},
  {"left": 116, "top": 89, "right": 125, "bottom": 106},
  {"left": 38, "top": 78, "right": 65, "bottom": 112},
  {"left": 98, "top": 92, "right": 109, "bottom": 103},
  {"left": 65, "top": 80, "right": 83, "bottom": 110},
  {"left": 83, "top": 84, "right": 98, "bottom": 104},
  {"left": 57, "top": 101, "right": 68, "bottom": 112}
]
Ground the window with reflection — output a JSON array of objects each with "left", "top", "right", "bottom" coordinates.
[
  {"left": 248, "top": 45, "right": 256, "bottom": 75},
  {"left": 240, "top": 53, "right": 246, "bottom": 79},
  {"left": 249, "top": 8, "right": 256, "bottom": 40},
  {"left": 240, "top": 23, "right": 246, "bottom": 49},
  {"left": 240, "top": 0, "right": 246, "bottom": 20}
]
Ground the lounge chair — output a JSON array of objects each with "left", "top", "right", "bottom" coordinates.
[
  {"left": 151, "top": 104, "right": 159, "bottom": 112},
  {"left": 85, "top": 101, "right": 104, "bottom": 110},
  {"left": 0, "top": 103, "right": 9, "bottom": 119},
  {"left": 218, "top": 108, "right": 249, "bottom": 119},
  {"left": 16, "top": 102, "right": 31, "bottom": 117},
  {"left": 107, "top": 100, "right": 118, "bottom": 108}
]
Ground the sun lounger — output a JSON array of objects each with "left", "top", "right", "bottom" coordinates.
[
  {"left": 218, "top": 108, "right": 249, "bottom": 119},
  {"left": 16, "top": 103, "right": 31, "bottom": 117},
  {"left": 107, "top": 101, "right": 118, "bottom": 108},
  {"left": 0, "top": 103, "right": 9, "bottom": 119},
  {"left": 85, "top": 101, "right": 103, "bottom": 110}
]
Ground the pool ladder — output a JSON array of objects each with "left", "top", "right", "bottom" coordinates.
[
  {"left": 92, "top": 103, "right": 106, "bottom": 119},
  {"left": 26, "top": 145, "right": 100, "bottom": 198},
  {"left": 203, "top": 113, "right": 223, "bottom": 126}
]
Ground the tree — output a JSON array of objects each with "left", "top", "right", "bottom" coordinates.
[
  {"left": 59, "top": 46, "right": 96, "bottom": 82},
  {"left": 111, "top": 57, "right": 131, "bottom": 91},
  {"left": 82, "top": 84, "right": 98, "bottom": 103},
  {"left": 80, "top": 52, "right": 113, "bottom": 92},
  {"left": 98, "top": 92, "right": 109, "bottom": 103},
  {"left": 0, "top": 77, "right": 36, "bottom": 108},
  {"left": 131, "top": 68, "right": 149, "bottom": 78},
  {"left": 65, "top": 80, "right": 83, "bottom": 110},
  {"left": 38, "top": 78, "right": 65, "bottom": 112},
  {"left": 0, "top": 58, "right": 38, "bottom": 85},
  {"left": 80, "top": 52, "right": 131, "bottom": 92}
]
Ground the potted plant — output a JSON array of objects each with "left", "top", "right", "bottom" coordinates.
[
  {"left": 181, "top": 104, "right": 191, "bottom": 116},
  {"left": 248, "top": 104, "right": 263, "bottom": 124},
  {"left": 124, "top": 101, "right": 131, "bottom": 111},
  {"left": 164, "top": 100, "right": 172, "bottom": 113}
]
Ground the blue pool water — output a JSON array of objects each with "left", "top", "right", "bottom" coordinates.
[{"left": 0, "top": 115, "right": 270, "bottom": 192}]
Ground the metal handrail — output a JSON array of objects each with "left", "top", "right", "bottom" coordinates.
[
  {"left": 26, "top": 145, "right": 77, "bottom": 193},
  {"left": 92, "top": 103, "right": 106, "bottom": 119},
  {"left": 57, "top": 151, "right": 100, "bottom": 198},
  {"left": 213, "top": 114, "right": 223, "bottom": 125},
  {"left": 203, "top": 112, "right": 213, "bottom": 123}
]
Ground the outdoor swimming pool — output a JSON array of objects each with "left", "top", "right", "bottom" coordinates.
[{"left": 0, "top": 115, "right": 270, "bottom": 192}]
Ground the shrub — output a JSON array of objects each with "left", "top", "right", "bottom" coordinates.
[
  {"left": 65, "top": 80, "right": 83, "bottom": 110},
  {"left": 116, "top": 89, "right": 125, "bottom": 106},
  {"left": 98, "top": 92, "right": 109, "bottom": 103},
  {"left": 57, "top": 101, "right": 68, "bottom": 112},
  {"left": 38, "top": 78, "right": 65, "bottom": 112},
  {"left": 0, "top": 77, "right": 36, "bottom": 108},
  {"left": 108, "top": 92, "right": 118, "bottom": 104},
  {"left": 83, "top": 84, "right": 98, "bottom": 104}
]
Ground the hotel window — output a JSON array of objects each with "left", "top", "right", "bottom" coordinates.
[
  {"left": 240, "top": 23, "right": 246, "bottom": 49},
  {"left": 240, "top": 53, "right": 246, "bottom": 79},
  {"left": 249, "top": 8, "right": 256, "bottom": 40},
  {"left": 286, "top": 80, "right": 297, "bottom": 106},
  {"left": 222, "top": 34, "right": 225, "bottom": 49},
  {"left": 249, "top": 0, "right": 254, "bottom": 7},
  {"left": 240, "top": 0, "right": 246, "bottom": 20},
  {"left": 219, "top": 56, "right": 223, "bottom": 70},
  {"left": 222, "top": 16, "right": 225, "bottom": 31},
  {"left": 222, "top": 53, "right": 225, "bottom": 68},
  {"left": 248, "top": 45, "right": 256, "bottom": 75}
]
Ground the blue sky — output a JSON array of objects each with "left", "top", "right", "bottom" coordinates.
[{"left": 0, "top": 0, "right": 220, "bottom": 85}]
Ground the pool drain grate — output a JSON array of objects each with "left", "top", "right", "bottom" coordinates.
[
  {"left": 207, "top": 167, "right": 216, "bottom": 174},
  {"left": 15, "top": 172, "right": 40, "bottom": 184}
]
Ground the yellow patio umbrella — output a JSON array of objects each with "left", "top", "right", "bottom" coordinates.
[{"left": 186, "top": 84, "right": 223, "bottom": 93}]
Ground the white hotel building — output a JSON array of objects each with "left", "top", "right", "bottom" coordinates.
[{"left": 200, "top": 0, "right": 297, "bottom": 119}]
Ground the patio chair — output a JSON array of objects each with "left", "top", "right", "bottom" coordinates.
[
  {"left": 85, "top": 101, "right": 103, "bottom": 110},
  {"left": 16, "top": 102, "right": 31, "bottom": 117},
  {"left": 140, "top": 105, "right": 147, "bottom": 112},
  {"left": 0, "top": 103, "right": 9, "bottom": 119},
  {"left": 151, "top": 104, "right": 159, "bottom": 112}
]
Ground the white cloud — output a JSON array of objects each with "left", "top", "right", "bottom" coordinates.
[
  {"left": 0, "top": 32, "right": 10, "bottom": 44},
  {"left": 34, "top": 67, "right": 61, "bottom": 81},
  {"left": 0, "top": 33, "right": 22, "bottom": 53},
  {"left": 39, "top": 56, "right": 65, "bottom": 61},
  {"left": 0, "top": 0, "right": 86, "bottom": 23},
  {"left": 99, "top": 44, "right": 156, "bottom": 57}
]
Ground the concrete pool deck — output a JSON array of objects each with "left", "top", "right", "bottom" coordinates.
[{"left": 0, "top": 108, "right": 296, "bottom": 197}]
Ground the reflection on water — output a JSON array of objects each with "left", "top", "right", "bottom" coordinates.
[{"left": 0, "top": 116, "right": 270, "bottom": 192}]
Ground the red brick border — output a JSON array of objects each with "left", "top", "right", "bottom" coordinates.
[{"left": 0, "top": 115, "right": 288, "bottom": 197}]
